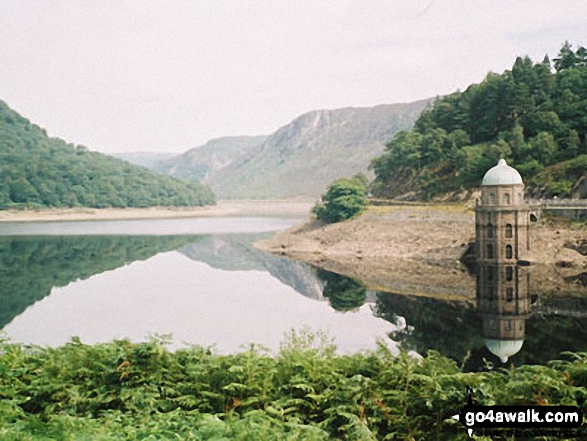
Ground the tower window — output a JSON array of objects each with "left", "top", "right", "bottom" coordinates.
[
  {"left": 487, "top": 223, "right": 494, "bottom": 238},
  {"left": 487, "top": 244, "right": 494, "bottom": 259},
  {"left": 506, "top": 287, "right": 514, "bottom": 301},
  {"left": 506, "top": 245, "right": 513, "bottom": 259},
  {"left": 504, "top": 193, "right": 510, "bottom": 204},
  {"left": 489, "top": 193, "right": 495, "bottom": 204},
  {"left": 487, "top": 266, "right": 494, "bottom": 281},
  {"left": 505, "top": 224, "right": 513, "bottom": 238},
  {"left": 506, "top": 266, "right": 513, "bottom": 281}
]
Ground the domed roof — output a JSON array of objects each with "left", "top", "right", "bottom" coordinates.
[
  {"left": 483, "top": 338, "right": 524, "bottom": 363},
  {"left": 482, "top": 159, "right": 523, "bottom": 186}
]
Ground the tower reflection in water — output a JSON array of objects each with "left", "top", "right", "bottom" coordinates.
[
  {"left": 476, "top": 263, "right": 532, "bottom": 363},
  {"left": 474, "top": 158, "right": 534, "bottom": 363}
]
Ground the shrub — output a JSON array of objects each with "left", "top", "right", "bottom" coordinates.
[{"left": 313, "top": 178, "right": 367, "bottom": 223}]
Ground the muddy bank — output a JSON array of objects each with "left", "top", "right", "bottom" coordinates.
[
  {"left": 0, "top": 200, "right": 314, "bottom": 222},
  {"left": 255, "top": 205, "right": 587, "bottom": 299}
]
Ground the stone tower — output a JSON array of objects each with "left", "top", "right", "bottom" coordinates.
[
  {"left": 475, "top": 159, "right": 530, "bottom": 264},
  {"left": 475, "top": 159, "right": 532, "bottom": 363}
]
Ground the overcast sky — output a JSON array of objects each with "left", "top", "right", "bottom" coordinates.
[{"left": 0, "top": 1, "right": 585, "bottom": 154}]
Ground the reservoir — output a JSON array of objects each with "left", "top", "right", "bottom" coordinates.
[
  {"left": 0, "top": 217, "right": 397, "bottom": 354},
  {"left": 1, "top": 217, "right": 585, "bottom": 370}
]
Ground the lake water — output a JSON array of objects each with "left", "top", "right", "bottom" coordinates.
[
  {"left": 1, "top": 217, "right": 585, "bottom": 370},
  {"left": 0, "top": 217, "right": 398, "bottom": 354}
]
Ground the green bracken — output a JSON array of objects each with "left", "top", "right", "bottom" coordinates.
[{"left": 0, "top": 332, "right": 585, "bottom": 440}]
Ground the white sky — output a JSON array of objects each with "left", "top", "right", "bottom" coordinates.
[{"left": 0, "top": 0, "right": 585, "bottom": 154}]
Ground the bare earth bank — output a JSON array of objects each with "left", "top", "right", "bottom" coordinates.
[
  {"left": 0, "top": 200, "right": 314, "bottom": 222},
  {"left": 254, "top": 205, "right": 587, "bottom": 299}
]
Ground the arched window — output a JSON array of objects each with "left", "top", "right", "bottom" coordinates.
[
  {"left": 506, "top": 244, "right": 513, "bottom": 259},
  {"left": 487, "top": 266, "right": 494, "bottom": 281},
  {"left": 487, "top": 244, "right": 494, "bottom": 259},
  {"left": 487, "top": 223, "right": 494, "bottom": 238},
  {"left": 506, "top": 287, "right": 514, "bottom": 301},
  {"left": 503, "top": 193, "right": 510, "bottom": 204},
  {"left": 505, "top": 224, "right": 513, "bottom": 238},
  {"left": 489, "top": 193, "right": 495, "bottom": 204},
  {"left": 506, "top": 266, "right": 513, "bottom": 281}
]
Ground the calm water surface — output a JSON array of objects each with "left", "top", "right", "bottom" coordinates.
[
  {"left": 0, "top": 217, "right": 397, "bottom": 354},
  {"left": 1, "top": 217, "right": 585, "bottom": 369}
]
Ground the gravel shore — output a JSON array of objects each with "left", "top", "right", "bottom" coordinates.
[
  {"left": 255, "top": 205, "right": 587, "bottom": 299},
  {"left": 0, "top": 200, "right": 314, "bottom": 222}
]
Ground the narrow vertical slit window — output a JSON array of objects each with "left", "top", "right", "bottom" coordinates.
[
  {"left": 506, "top": 266, "right": 513, "bottom": 281},
  {"left": 506, "top": 244, "right": 513, "bottom": 259},
  {"left": 487, "top": 244, "right": 494, "bottom": 259},
  {"left": 505, "top": 223, "right": 513, "bottom": 238}
]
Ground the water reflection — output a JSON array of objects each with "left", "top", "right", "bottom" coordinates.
[
  {"left": 1, "top": 232, "right": 395, "bottom": 353},
  {"left": 316, "top": 269, "right": 367, "bottom": 311},
  {"left": 374, "top": 262, "right": 587, "bottom": 370},
  {"left": 0, "top": 235, "right": 199, "bottom": 328},
  {"left": 476, "top": 263, "right": 531, "bottom": 363}
]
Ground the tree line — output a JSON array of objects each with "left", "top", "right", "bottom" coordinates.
[
  {"left": 370, "top": 42, "right": 587, "bottom": 199},
  {"left": 0, "top": 101, "right": 215, "bottom": 209}
]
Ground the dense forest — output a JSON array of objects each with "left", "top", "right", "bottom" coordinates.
[
  {"left": 0, "top": 101, "right": 215, "bottom": 209},
  {"left": 371, "top": 42, "right": 587, "bottom": 199}
]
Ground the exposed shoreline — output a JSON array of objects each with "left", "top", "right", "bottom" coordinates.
[
  {"left": 254, "top": 205, "right": 587, "bottom": 299},
  {"left": 0, "top": 200, "right": 314, "bottom": 223}
]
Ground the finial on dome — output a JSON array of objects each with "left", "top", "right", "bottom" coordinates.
[{"left": 498, "top": 158, "right": 507, "bottom": 166}]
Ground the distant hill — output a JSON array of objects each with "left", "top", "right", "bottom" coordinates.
[
  {"left": 150, "top": 100, "right": 430, "bottom": 199},
  {"left": 154, "top": 135, "right": 267, "bottom": 182},
  {"left": 0, "top": 100, "right": 215, "bottom": 209},
  {"left": 111, "top": 152, "right": 177, "bottom": 169}
]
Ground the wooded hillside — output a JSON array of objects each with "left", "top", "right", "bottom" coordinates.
[
  {"left": 0, "top": 101, "right": 215, "bottom": 209},
  {"left": 371, "top": 42, "right": 587, "bottom": 200}
]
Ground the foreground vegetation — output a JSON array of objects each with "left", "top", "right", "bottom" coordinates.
[
  {"left": 0, "top": 100, "right": 215, "bottom": 209},
  {"left": 0, "top": 334, "right": 585, "bottom": 440},
  {"left": 371, "top": 42, "right": 587, "bottom": 199}
]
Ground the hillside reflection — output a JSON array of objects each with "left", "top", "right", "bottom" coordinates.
[{"left": 0, "top": 235, "right": 200, "bottom": 329}]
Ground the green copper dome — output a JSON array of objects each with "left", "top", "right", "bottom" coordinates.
[{"left": 482, "top": 159, "right": 523, "bottom": 186}]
